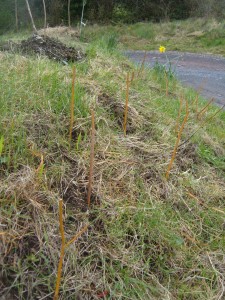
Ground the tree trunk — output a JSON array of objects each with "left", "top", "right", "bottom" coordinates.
[
  {"left": 25, "top": 0, "right": 38, "bottom": 33},
  {"left": 15, "top": 0, "right": 18, "bottom": 32},
  {"left": 80, "top": 0, "right": 86, "bottom": 35},
  {"left": 42, "top": 0, "right": 47, "bottom": 29},
  {"left": 68, "top": 0, "right": 71, "bottom": 27}
]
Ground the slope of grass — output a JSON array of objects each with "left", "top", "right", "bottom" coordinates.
[{"left": 0, "top": 27, "right": 224, "bottom": 300}]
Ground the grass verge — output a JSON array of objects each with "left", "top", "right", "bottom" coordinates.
[{"left": 0, "top": 26, "right": 224, "bottom": 299}]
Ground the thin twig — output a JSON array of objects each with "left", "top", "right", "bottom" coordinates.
[
  {"left": 54, "top": 199, "right": 65, "bottom": 300},
  {"left": 69, "top": 66, "right": 76, "bottom": 143},
  {"left": 187, "top": 191, "right": 225, "bottom": 215},
  {"left": 194, "top": 79, "right": 207, "bottom": 114},
  {"left": 123, "top": 73, "right": 130, "bottom": 136},
  {"left": 137, "top": 51, "right": 147, "bottom": 77},
  {"left": 87, "top": 110, "right": 95, "bottom": 208},
  {"left": 197, "top": 98, "right": 214, "bottom": 120},
  {"left": 65, "top": 224, "right": 88, "bottom": 248},
  {"left": 178, "top": 104, "right": 225, "bottom": 149},
  {"left": 166, "top": 100, "right": 189, "bottom": 179}
]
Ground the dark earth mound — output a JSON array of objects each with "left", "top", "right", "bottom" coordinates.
[{"left": 1, "top": 35, "right": 84, "bottom": 64}]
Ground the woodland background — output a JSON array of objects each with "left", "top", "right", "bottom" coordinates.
[{"left": 1, "top": 0, "right": 225, "bottom": 34}]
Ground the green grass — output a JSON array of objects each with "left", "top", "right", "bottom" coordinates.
[
  {"left": 0, "top": 23, "right": 225, "bottom": 299},
  {"left": 82, "top": 18, "right": 225, "bottom": 55}
]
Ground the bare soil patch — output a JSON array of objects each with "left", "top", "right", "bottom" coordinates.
[{"left": 1, "top": 35, "right": 84, "bottom": 64}]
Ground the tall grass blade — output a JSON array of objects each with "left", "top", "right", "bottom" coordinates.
[
  {"left": 54, "top": 199, "right": 65, "bottom": 300},
  {"left": 166, "top": 100, "right": 189, "bottom": 179},
  {"left": 175, "top": 96, "right": 183, "bottom": 134},
  {"left": 197, "top": 98, "right": 214, "bottom": 119},
  {"left": 179, "top": 103, "right": 225, "bottom": 148},
  {"left": 69, "top": 66, "right": 76, "bottom": 143},
  {"left": 137, "top": 51, "right": 147, "bottom": 77},
  {"left": 123, "top": 73, "right": 130, "bottom": 136},
  {"left": 87, "top": 110, "right": 95, "bottom": 208}
]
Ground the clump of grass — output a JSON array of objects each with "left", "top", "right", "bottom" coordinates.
[
  {"left": 166, "top": 99, "right": 189, "bottom": 179},
  {"left": 54, "top": 199, "right": 65, "bottom": 300},
  {"left": 87, "top": 109, "right": 95, "bottom": 208},
  {"left": 69, "top": 66, "right": 76, "bottom": 143},
  {"left": 123, "top": 73, "right": 130, "bottom": 135}
]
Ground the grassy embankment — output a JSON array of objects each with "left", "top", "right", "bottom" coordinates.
[
  {"left": 0, "top": 19, "right": 225, "bottom": 299},
  {"left": 83, "top": 18, "right": 225, "bottom": 56}
]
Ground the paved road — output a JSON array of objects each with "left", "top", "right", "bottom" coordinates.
[{"left": 125, "top": 51, "right": 225, "bottom": 107}]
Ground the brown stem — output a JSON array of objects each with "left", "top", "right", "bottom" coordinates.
[
  {"left": 65, "top": 224, "right": 88, "bottom": 248},
  {"left": 197, "top": 98, "right": 214, "bottom": 120}
]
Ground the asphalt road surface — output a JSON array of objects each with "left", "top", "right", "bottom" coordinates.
[{"left": 125, "top": 51, "right": 225, "bottom": 107}]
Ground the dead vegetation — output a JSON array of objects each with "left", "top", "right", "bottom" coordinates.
[{"left": 1, "top": 34, "right": 84, "bottom": 63}]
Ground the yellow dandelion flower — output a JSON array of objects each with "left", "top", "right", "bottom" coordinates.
[{"left": 159, "top": 46, "right": 166, "bottom": 53}]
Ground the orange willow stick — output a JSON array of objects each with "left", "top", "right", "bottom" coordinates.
[
  {"left": 69, "top": 66, "right": 76, "bottom": 143},
  {"left": 137, "top": 51, "right": 147, "bottom": 77},
  {"left": 54, "top": 199, "right": 65, "bottom": 300},
  {"left": 197, "top": 98, "right": 214, "bottom": 120},
  {"left": 187, "top": 191, "right": 225, "bottom": 216},
  {"left": 65, "top": 224, "right": 88, "bottom": 248},
  {"left": 175, "top": 96, "right": 183, "bottom": 134},
  {"left": 87, "top": 110, "right": 95, "bottom": 208},
  {"left": 123, "top": 73, "right": 130, "bottom": 136},
  {"left": 166, "top": 100, "right": 189, "bottom": 180}
]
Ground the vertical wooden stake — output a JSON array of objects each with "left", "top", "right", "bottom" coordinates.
[
  {"left": 69, "top": 66, "right": 76, "bottom": 143},
  {"left": 87, "top": 110, "right": 95, "bottom": 208},
  {"left": 123, "top": 73, "right": 130, "bottom": 136}
]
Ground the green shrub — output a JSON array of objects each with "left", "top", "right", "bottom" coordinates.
[{"left": 112, "top": 4, "right": 134, "bottom": 23}]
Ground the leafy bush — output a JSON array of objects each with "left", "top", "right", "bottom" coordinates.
[{"left": 112, "top": 4, "right": 134, "bottom": 23}]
